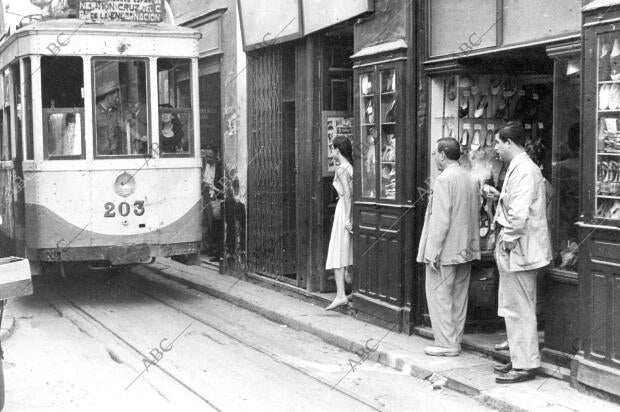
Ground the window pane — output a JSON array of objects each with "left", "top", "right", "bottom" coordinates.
[
  {"left": 11, "top": 62, "right": 21, "bottom": 160},
  {"left": 552, "top": 60, "right": 581, "bottom": 272},
  {"left": 380, "top": 69, "right": 396, "bottom": 200},
  {"left": 42, "top": 57, "right": 84, "bottom": 159},
  {"left": 24, "top": 58, "right": 33, "bottom": 160},
  {"left": 46, "top": 112, "right": 82, "bottom": 157},
  {"left": 93, "top": 59, "right": 149, "bottom": 156},
  {"left": 360, "top": 72, "right": 376, "bottom": 198},
  {"left": 157, "top": 58, "right": 192, "bottom": 155}
]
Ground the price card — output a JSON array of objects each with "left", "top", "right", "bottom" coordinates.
[{"left": 474, "top": 124, "right": 482, "bottom": 130}]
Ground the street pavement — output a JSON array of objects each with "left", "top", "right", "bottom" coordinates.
[{"left": 2, "top": 265, "right": 493, "bottom": 412}]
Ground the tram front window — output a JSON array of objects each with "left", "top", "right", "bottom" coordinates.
[
  {"left": 93, "top": 59, "right": 149, "bottom": 157},
  {"left": 42, "top": 56, "right": 84, "bottom": 159},
  {"left": 157, "top": 58, "right": 192, "bottom": 155}
]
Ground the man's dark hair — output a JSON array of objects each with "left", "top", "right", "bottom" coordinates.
[
  {"left": 497, "top": 121, "right": 527, "bottom": 147},
  {"left": 436, "top": 137, "right": 460, "bottom": 161}
]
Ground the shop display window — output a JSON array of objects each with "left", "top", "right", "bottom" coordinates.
[
  {"left": 595, "top": 32, "right": 620, "bottom": 221},
  {"left": 359, "top": 66, "right": 399, "bottom": 200},
  {"left": 430, "top": 74, "right": 555, "bottom": 255}
]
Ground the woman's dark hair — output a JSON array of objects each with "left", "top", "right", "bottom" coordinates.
[
  {"left": 497, "top": 120, "right": 527, "bottom": 147},
  {"left": 333, "top": 135, "right": 353, "bottom": 166}
]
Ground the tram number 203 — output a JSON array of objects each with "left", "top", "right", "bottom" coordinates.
[{"left": 104, "top": 201, "right": 145, "bottom": 217}]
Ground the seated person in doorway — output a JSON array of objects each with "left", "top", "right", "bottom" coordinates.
[
  {"left": 159, "top": 104, "right": 185, "bottom": 153},
  {"left": 95, "top": 81, "right": 122, "bottom": 155},
  {"left": 202, "top": 147, "right": 224, "bottom": 261}
]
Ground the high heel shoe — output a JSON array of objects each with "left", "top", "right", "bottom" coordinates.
[{"left": 325, "top": 297, "right": 349, "bottom": 311}]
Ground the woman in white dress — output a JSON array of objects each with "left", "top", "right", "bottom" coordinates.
[{"left": 325, "top": 136, "right": 354, "bottom": 311}]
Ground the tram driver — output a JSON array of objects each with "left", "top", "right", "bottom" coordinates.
[{"left": 95, "top": 80, "right": 123, "bottom": 155}]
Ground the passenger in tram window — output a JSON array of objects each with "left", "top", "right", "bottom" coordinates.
[
  {"left": 95, "top": 81, "right": 122, "bottom": 155},
  {"left": 159, "top": 104, "right": 185, "bottom": 153}
]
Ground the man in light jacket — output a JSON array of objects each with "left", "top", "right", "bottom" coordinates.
[
  {"left": 417, "top": 137, "right": 480, "bottom": 356},
  {"left": 492, "top": 121, "right": 552, "bottom": 383}
]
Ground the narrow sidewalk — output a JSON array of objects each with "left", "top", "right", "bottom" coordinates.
[{"left": 144, "top": 259, "right": 620, "bottom": 412}]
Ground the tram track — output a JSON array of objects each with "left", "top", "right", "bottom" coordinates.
[{"left": 34, "top": 267, "right": 385, "bottom": 411}]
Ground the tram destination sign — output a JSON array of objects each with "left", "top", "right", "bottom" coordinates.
[{"left": 78, "top": 0, "right": 164, "bottom": 23}]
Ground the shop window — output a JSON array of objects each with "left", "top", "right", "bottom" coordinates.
[
  {"left": 157, "top": 58, "right": 192, "bottom": 156},
  {"left": 93, "top": 58, "right": 149, "bottom": 157},
  {"left": 359, "top": 66, "right": 399, "bottom": 200},
  {"left": 42, "top": 56, "right": 84, "bottom": 159},
  {"left": 430, "top": 74, "right": 554, "bottom": 254},
  {"left": 551, "top": 60, "right": 580, "bottom": 272}
]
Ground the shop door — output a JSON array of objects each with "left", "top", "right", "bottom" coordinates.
[{"left": 246, "top": 47, "right": 297, "bottom": 281}]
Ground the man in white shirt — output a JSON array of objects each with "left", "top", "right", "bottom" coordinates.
[{"left": 492, "top": 121, "right": 552, "bottom": 384}]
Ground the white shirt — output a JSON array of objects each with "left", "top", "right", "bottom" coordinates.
[{"left": 203, "top": 163, "right": 215, "bottom": 198}]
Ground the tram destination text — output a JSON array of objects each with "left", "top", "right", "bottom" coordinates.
[{"left": 78, "top": 0, "right": 164, "bottom": 23}]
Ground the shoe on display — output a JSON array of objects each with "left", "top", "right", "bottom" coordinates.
[
  {"left": 479, "top": 206, "right": 490, "bottom": 237},
  {"left": 366, "top": 100, "right": 374, "bottom": 123},
  {"left": 474, "top": 95, "right": 488, "bottom": 118},
  {"left": 458, "top": 89, "right": 470, "bottom": 118},
  {"left": 503, "top": 78, "right": 516, "bottom": 98},
  {"left": 447, "top": 76, "right": 457, "bottom": 101},
  {"left": 610, "top": 83, "right": 620, "bottom": 110},
  {"left": 471, "top": 129, "right": 481, "bottom": 150},
  {"left": 611, "top": 39, "right": 620, "bottom": 81},
  {"left": 609, "top": 201, "right": 620, "bottom": 220},
  {"left": 484, "top": 129, "right": 495, "bottom": 147},
  {"left": 490, "top": 78, "right": 501, "bottom": 96},
  {"left": 598, "top": 117, "right": 608, "bottom": 150},
  {"left": 470, "top": 77, "right": 479, "bottom": 96},
  {"left": 601, "top": 41, "right": 612, "bottom": 81},
  {"left": 600, "top": 83, "right": 612, "bottom": 110},
  {"left": 460, "top": 129, "right": 470, "bottom": 146}
]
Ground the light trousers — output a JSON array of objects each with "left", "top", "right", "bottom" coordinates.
[
  {"left": 498, "top": 267, "right": 541, "bottom": 369},
  {"left": 425, "top": 262, "right": 471, "bottom": 350}
]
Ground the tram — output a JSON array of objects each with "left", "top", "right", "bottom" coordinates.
[{"left": 0, "top": 1, "right": 203, "bottom": 272}]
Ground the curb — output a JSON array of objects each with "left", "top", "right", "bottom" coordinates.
[
  {"left": 153, "top": 260, "right": 606, "bottom": 412},
  {"left": 0, "top": 316, "right": 15, "bottom": 342}
]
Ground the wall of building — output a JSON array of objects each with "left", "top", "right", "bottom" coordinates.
[{"left": 354, "top": 0, "right": 407, "bottom": 52}]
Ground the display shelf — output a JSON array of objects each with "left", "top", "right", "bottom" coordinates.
[
  {"left": 361, "top": 123, "right": 374, "bottom": 126},
  {"left": 598, "top": 195, "right": 620, "bottom": 199},
  {"left": 362, "top": 94, "right": 374, "bottom": 97},
  {"left": 381, "top": 91, "right": 396, "bottom": 95},
  {"left": 381, "top": 122, "right": 396, "bottom": 125},
  {"left": 598, "top": 109, "right": 620, "bottom": 113},
  {"left": 598, "top": 152, "right": 620, "bottom": 156},
  {"left": 599, "top": 80, "right": 620, "bottom": 84}
]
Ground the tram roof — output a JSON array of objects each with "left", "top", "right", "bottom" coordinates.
[{"left": 10, "top": 18, "right": 200, "bottom": 39}]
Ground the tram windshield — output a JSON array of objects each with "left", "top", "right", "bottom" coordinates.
[
  {"left": 93, "top": 58, "right": 149, "bottom": 157},
  {"left": 157, "top": 58, "right": 192, "bottom": 156}
]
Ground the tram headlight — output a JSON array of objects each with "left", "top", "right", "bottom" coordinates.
[{"left": 114, "top": 172, "right": 136, "bottom": 197}]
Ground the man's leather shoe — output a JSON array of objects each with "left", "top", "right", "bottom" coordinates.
[
  {"left": 493, "top": 362, "right": 512, "bottom": 374},
  {"left": 424, "top": 346, "right": 460, "bottom": 357},
  {"left": 494, "top": 340, "right": 509, "bottom": 351},
  {"left": 495, "top": 369, "right": 536, "bottom": 384}
]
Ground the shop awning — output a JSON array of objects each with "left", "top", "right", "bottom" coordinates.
[
  {"left": 238, "top": 0, "right": 374, "bottom": 51},
  {"left": 583, "top": 0, "right": 620, "bottom": 12}
]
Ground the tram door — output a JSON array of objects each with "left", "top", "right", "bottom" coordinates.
[{"left": 9, "top": 61, "right": 25, "bottom": 257}]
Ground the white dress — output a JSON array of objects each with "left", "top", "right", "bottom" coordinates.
[{"left": 326, "top": 163, "right": 353, "bottom": 269}]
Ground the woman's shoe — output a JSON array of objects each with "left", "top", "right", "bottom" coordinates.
[
  {"left": 484, "top": 129, "right": 495, "bottom": 148},
  {"left": 474, "top": 95, "right": 488, "bottom": 118},
  {"left": 471, "top": 129, "right": 481, "bottom": 150},
  {"left": 325, "top": 297, "right": 349, "bottom": 311}
]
